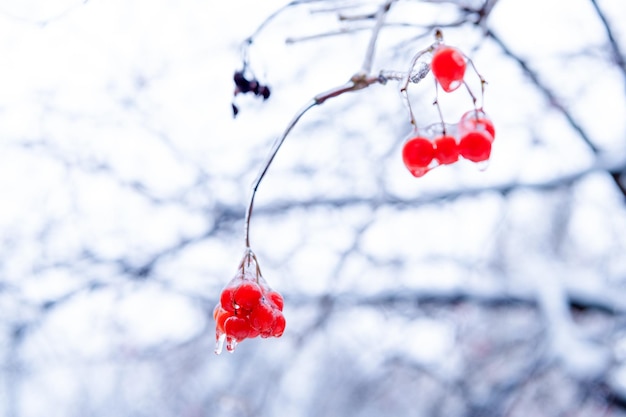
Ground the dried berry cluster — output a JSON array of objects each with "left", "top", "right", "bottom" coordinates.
[
  {"left": 231, "top": 70, "right": 271, "bottom": 117},
  {"left": 402, "top": 45, "right": 495, "bottom": 177},
  {"left": 214, "top": 251, "right": 285, "bottom": 354}
]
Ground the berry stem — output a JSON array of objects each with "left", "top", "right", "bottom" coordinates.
[
  {"left": 243, "top": 76, "right": 384, "bottom": 249},
  {"left": 240, "top": 0, "right": 317, "bottom": 73},
  {"left": 242, "top": 28, "right": 440, "bottom": 250},
  {"left": 239, "top": 247, "right": 263, "bottom": 280},
  {"left": 463, "top": 55, "right": 487, "bottom": 108},
  {"left": 432, "top": 81, "right": 447, "bottom": 135},
  {"left": 400, "top": 43, "right": 435, "bottom": 126},
  {"left": 244, "top": 99, "right": 316, "bottom": 249},
  {"left": 463, "top": 80, "right": 478, "bottom": 110}
]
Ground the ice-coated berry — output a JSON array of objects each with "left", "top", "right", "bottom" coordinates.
[
  {"left": 220, "top": 286, "right": 237, "bottom": 313},
  {"left": 459, "top": 131, "right": 492, "bottom": 162},
  {"left": 434, "top": 135, "right": 459, "bottom": 165},
  {"left": 224, "top": 316, "right": 251, "bottom": 342},
  {"left": 214, "top": 306, "right": 232, "bottom": 333},
  {"left": 271, "top": 313, "right": 286, "bottom": 338},
  {"left": 459, "top": 109, "right": 495, "bottom": 140},
  {"left": 431, "top": 46, "right": 466, "bottom": 92},
  {"left": 249, "top": 301, "right": 276, "bottom": 333},
  {"left": 233, "top": 281, "right": 263, "bottom": 311},
  {"left": 402, "top": 136, "right": 434, "bottom": 177},
  {"left": 267, "top": 291, "right": 284, "bottom": 311}
]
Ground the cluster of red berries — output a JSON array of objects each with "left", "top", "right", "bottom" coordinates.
[
  {"left": 402, "top": 109, "right": 496, "bottom": 177},
  {"left": 402, "top": 45, "right": 495, "bottom": 177},
  {"left": 214, "top": 253, "right": 285, "bottom": 354}
]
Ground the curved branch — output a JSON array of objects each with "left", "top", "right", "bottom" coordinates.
[
  {"left": 589, "top": 0, "right": 626, "bottom": 74},
  {"left": 244, "top": 74, "right": 386, "bottom": 248},
  {"left": 486, "top": 29, "right": 599, "bottom": 154},
  {"left": 361, "top": 0, "right": 397, "bottom": 74}
]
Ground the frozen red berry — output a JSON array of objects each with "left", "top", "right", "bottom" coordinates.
[
  {"left": 247, "top": 325, "right": 260, "bottom": 339},
  {"left": 219, "top": 286, "right": 237, "bottom": 313},
  {"left": 267, "top": 291, "right": 284, "bottom": 311},
  {"left": 224, "top": 316, "right": 251, "bottom": 342},
  {"left": 431, "top": 46, "right": 466, "bottom": 92},
  {"left": 271, "top": 313, "right": 286, "bottom": 338},
  {"left": 433, "top": 135, "right": 459, "bottom": 165},
  {"left": 459, "top": 131, "right": 492, "bottom": 162},
  {"left": 402, "top": 136, "right": 434, "bottom": 177},
  {"left": 233, "top": 281, "right": 263, "bottom": 311},
  {"left": 214, "top": 306, "right": 233, "bottom": 333},
  {"left": 459, "top": 109, "right": 495, "bottom": 139},
  {"left": 249, "top": 301, "right": 275, "bottom": 333}
]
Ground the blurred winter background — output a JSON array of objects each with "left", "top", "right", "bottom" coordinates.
[{"left": 0, "top": 0, "right": 625, "bottom": 416}]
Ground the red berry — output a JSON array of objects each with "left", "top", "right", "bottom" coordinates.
[
  {"left": 220, "top": 286, "right": 236, "bottom": 313},
  {"left": 233, "top": 281, "right": 263, "bottom": 311},
  {"left": 214, "top": 305, "right": 233, "bottom": 333},
  {"left": 224, "top": 316, "right": 251, "bottom": 341},
  {"left": 271, "top": 312, "right": 286, "bottom": 337},
  {"left": 459, "top": 131, "right": 492, "bottom": 162},
  {"left": 433, "top": 135, "right": 459, "bottom": 165},
  {"left": 249, "top": 302, "right": 275, "bottom": 333},
  {"left": 247, "top": 325, "right": 260, "bottom": 339},
  {"left": 267, "top": 291, "right": 284, "bottom": 311},
  {"left": 402, "top": 136, "right": 434, "bottom": 177},
  {"left": 431, "top": 46, "right": 466, "bottom": 92},
  {"left": 460, "top": 109, "right": 495, "bottom": 139}
]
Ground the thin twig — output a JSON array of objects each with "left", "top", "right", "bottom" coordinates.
[
  {"left": 285, "top": 22, "right": 423, "bottom": 45},
  {"left": 589, "top": 0, "right": 626, "bottom": 73},
  {"left": 463, "top": 55, "right": 487, "bottom": 108},
  {"left": 244, "top": 74, "right": 386, "bottom": 248},
  {"left": 433, "top": 81, "right": 447, "bottom": 133},
  {"left": 242, "top": 3, "right": 439, "bottom": 248},
  {"left": 241, "top": 0, "right": 327, "bottom": 72},
  {"left": 249, "top": 159, "right": 626, "bottom": 216},
  {"left": 487, "top": 29, "right": 599, "bottom": 153},
  {"left": 286, "top": 27, "right": 372, "bottom": 44},
  {"left": 401, "top": 46, "right": 434, "bottom": 126},
  {"left": 361, "top": 0, "right": 397, "bottom": 74},
  {"left": 244, "top": 99, "right": 317, "bottom": 248}
]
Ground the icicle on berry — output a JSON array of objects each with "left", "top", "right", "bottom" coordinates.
[
  {"left": 214, "top": 250, "right": 286, "bottom": 354},
  {"left": 224, "top": 316, "right": 251, "bottom": 352},
  {"left": 402, "top": 136, "right": 435, "bottom": 177},
  {"left": 431, "top": 46, "right": 466, "bottom": 92}
]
